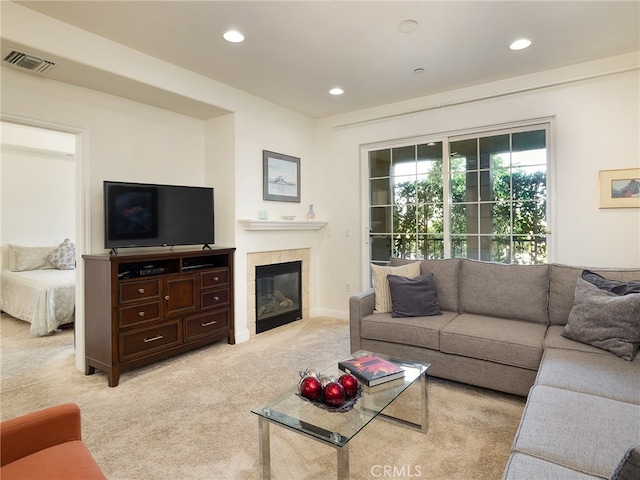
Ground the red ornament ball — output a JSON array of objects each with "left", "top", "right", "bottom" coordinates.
[
  {"left": 299, "top": 376, "right": 322, "bottom": 401},
  {"left": 338, "top": 373, "right": 359, "bottom": 397},
  {"left": 323, "top": 381, "right": 346, "bottom": 406}
]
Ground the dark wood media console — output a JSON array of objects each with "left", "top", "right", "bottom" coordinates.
[{"left": 83, "top": 248, "right": 235, "bottom": 386}]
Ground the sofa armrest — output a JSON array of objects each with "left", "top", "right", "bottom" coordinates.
[
  {"left": 1, "top": 403, "right": 82, "bottom": 466},
  {"left": 349, "top": 288, "right": 375, "bottom": 352}
]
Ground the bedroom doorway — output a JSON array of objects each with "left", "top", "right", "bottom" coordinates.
[
  {"left": 1, "top": 115, "right": 89, "bottom": 373},
  {"left": 1, "top": 122, "right": 76, "bottom": 257}
]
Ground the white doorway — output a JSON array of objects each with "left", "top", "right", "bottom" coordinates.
[{"left": 1, "top": 115, "right": 89, "bottom": 372}]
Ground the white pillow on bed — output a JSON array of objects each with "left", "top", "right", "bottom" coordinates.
[
  {"left": 46, "top": 238, "right": 76, "bottom": 270},
  {"left": 8, "top": 245, "right": 56, "bottom": 272}
]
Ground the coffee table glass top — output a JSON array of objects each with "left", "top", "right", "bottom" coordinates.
[{"left": 251, "top": 350, "right": 430, "bottom": 447}]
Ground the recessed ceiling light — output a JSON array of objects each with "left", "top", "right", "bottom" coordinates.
[
  {"left": 414, "top": 68, "right": 425, "bottom": 74},
  {"left": 510, "top": 38, "right": 532, "bottom": 51},
  {"left": 398, "top": 20, "right": 419, "bottom": 33},
  {"left": 223, "top": 30, "right": 245, "bottom": 43},
  {"left": 329, "top": 87, "right": 344, "bottom": 96}
]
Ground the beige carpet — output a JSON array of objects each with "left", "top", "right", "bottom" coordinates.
[{"left": 1, "top": 313, "right": 525, "bottom": 480}]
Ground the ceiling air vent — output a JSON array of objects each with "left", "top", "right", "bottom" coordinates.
[{"left": 3, "top": 51, "right": 55, "bottom": 74}]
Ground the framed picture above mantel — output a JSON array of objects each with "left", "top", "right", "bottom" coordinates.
[
  {"left": 263, "top": 150, "right": 300, "bottom": 203},
  {"left": 599, "top": 168, "right": 640, "bottom": 208}
]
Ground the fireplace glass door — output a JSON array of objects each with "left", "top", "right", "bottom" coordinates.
[{"left": 255, "top": 261, "right": 302, "bottom": 333}]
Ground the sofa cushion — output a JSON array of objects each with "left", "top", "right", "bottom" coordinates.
[
  {"left": 536, "top": 348, "right": 640, "bottom": 404},
  {"left": 582, "top": 270, "right": 640, "bottom": 295},
  {"left": 440, "top": 314, "right": 547, "bottom": 370},
  {"left": 512, "top": 386, "right": 640, "bottom": 478},
  {"left": 371, "top": 262, "right": 420, "bottom": 313},
  {"left": 549, "top": 264, "right": 588, "bottom": 326},
  {"left": 549, "top": 264, "right": 640, "bottom": 326},
  {"left": 0, "top": 441, "right": 106, "bottom": 480},
  {"left": 390, "top": 258, "right": 461, "bottom": 312},
  {"left": 562, "top": 279, "right": 640, "bottom": 361},
  {"left": 387, "top": 273, "right": 442, "bottom": 317},
  {"left": 610, "top": 445, "right": 640, "bottom": 480},
  {"left": 503, "top": 452, "right": 599, "bottom": 480},
  {"left": 544, "top": 325, "right": 615, "bottom": 355},
  {"left": 459, "top": 259, "right": 549, "bottom": 324},
  {"left": 361, "top": 311, "right": 457, "bottom": 350}
]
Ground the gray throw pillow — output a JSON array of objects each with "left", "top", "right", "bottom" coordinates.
[
  {"left": 563, "top": 278, "right": 640, "bottom": 361},
  {"left": 610, "top": 445, "right": 640, "bottom": 480},
  {"left": 387, "top": 273, "right": 442, "bottom": 318},
  {"left": 582, "top": 270, "right": 640, "bottom": 295}
]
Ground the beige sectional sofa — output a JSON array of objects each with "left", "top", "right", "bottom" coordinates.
[{"left": 349, "top": 259, "right": 640, "bottom": 479}]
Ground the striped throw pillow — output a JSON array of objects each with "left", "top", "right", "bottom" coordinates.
[{"left": 371, "top": 262, "right": 420, "bottom": 313}]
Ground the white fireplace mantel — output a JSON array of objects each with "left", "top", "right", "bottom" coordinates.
[{"left": 238, "top": 219, "right": 327, "bottom": 231}]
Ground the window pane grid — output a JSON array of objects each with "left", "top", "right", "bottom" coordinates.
[{"left": 368, "top": 127, "right": 546, "bottom": 265}]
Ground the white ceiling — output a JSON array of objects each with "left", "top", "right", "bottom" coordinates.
[{"left": 10, "top": 1, "right": 640, "bottom": 119}]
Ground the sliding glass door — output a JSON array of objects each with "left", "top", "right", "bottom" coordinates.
[{"left": 367, "top": 123, "right": 549, "bottom": 267}]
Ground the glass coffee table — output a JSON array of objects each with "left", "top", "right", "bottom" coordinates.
[{"left": 251, "top": 350, "right": 431, "bottom": 480}]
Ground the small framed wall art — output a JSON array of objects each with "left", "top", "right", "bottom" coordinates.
[
  {"left": 599, "top": 168, "right": 640, "bottom": 208},
  {"left": 263, "top": 150, "right": 300, "bottom": 203}
]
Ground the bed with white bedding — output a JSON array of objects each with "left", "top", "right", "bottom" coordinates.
[
  {"left": 1, "top": 269, "right": 76, "bottom": 336},
  {"left": 0, "top": 240, "right": 77, "bottom": 336}
]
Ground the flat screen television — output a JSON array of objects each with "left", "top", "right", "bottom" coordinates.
[{"left": 104, "top": 181, "right": 214, "bottom": 250}]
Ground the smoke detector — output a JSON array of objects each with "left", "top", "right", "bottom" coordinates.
[{"left": 3, "top": 50, "right": 55, "bottom": 74}]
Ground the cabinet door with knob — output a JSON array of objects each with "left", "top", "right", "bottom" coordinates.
[{"left": 163, "top": 275, "right": 197, "bottom": 317}]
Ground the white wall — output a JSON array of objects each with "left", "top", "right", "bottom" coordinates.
[
  {"left": 0, "top": 144, "right": 75, "bottom": 266},
  {"left": 205, "top": 114, "right": 235, "bottom": 249},
  {"left": 314, "top": 53, "right": 640, "bottom": 317},
  {"left": 1, "top": 122, "right": 75, "bottom": 153}
]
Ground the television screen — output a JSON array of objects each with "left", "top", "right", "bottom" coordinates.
[{"left": 104, "top": 181, "right": 214, "bottom": 249}]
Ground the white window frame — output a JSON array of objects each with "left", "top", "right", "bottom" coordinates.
[{"left": 360, "top": 117, "right": 556, "bottom": 288}]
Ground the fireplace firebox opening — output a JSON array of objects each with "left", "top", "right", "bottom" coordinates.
[{"left": 255, "top": 261, "right": 302, "bottom": 333}]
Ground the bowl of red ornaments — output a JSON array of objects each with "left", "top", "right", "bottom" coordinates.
[{"left": 297, "top": 369, "right": 362, "bottom": 412}]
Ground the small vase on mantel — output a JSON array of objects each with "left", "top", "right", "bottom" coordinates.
[{"left": 306, "top": 204, "right": 316, "bottom": 220}]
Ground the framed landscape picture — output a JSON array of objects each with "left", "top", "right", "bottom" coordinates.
[
  {"left": 263, "top": 150, "right": 300, "bottom": 203},
  {"left": 599, "top": 168, "right": 640, "bottom": 208}
]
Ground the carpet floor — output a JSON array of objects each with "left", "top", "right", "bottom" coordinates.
[{"left": 1, "top": 313, "right": 525, "bottom": 479}]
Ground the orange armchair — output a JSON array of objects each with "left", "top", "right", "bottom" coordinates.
[{"left": 0, "top": 403, "right": 106, "bottom": 480}]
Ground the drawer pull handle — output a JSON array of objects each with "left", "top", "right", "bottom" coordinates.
[
  {"left": 213, "top": 276, "right": 219, "bottom": 281},
  {"left": 143, "top": 335, "right": 163, "bottom": 343},
  {"left": 138, "top": 311, "right": 145, "bottom": 317},
  {"left": 138, "top": 288, "right": 145, "bottom": 294},
  {"left": 214, "top": 296, "right": 220, "bottom": 301},
  {"left": 201, "top": 320, "right": 218, "bottom": 327},
  {"left": 165, "top": 296, "right": 170, "bottom": 300}
]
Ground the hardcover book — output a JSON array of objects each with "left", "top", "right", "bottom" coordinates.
[{"left": 338, "top": 354, "right": 405, "bottom": 387}]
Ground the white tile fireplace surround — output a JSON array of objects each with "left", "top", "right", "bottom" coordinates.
[{"left": 246, "top": 249, "right": 310, "bottom": 338}]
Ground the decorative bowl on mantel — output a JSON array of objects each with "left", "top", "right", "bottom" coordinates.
[{"left": 282, "top": 215, "right": 296, "bottom": 220}]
